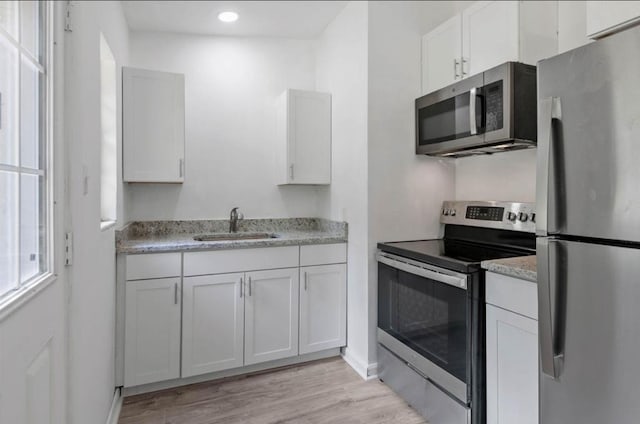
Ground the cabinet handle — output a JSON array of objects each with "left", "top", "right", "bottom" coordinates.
[
  {"left": 461, "top": 57, "right": 468, "bottom": 78},
  {"left": 289, "top": 164, "right": 294, "bottom": 181},
  {"left": 304, "top": 271, "right": 308, "bottom": 291},
  {"left": 248, "top": 276, "right": 252, "bottom": 296},
  {"left": 179, "top": 159, "right": 184, "bottom": 178},
  {"left": 174, "top": 282, "right": 178, "bottom": 305},
  {"left": 240, "top": 277, "right": 243, "bottom": 298},
  {"left": 453, "top": 59, "right": 461, "bottom": 79}
]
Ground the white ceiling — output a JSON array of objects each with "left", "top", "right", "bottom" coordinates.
[{"left": 122, "top": 1, "right": 348, "bottom": 39}]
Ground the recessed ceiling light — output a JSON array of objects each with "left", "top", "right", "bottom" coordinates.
[{"left": 218, "top": 11, "right": 239, "bottom": 23}]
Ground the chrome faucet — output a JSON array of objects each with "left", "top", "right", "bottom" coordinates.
[{"left": 229, "top": 207, "right": 243, "bottom": 233}]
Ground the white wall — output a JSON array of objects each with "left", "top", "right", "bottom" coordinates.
[
  {"left": 455, "top": 149, "right": 537, "bottom": 201},
  {"left": 64, "top": 1, "right": 129, "bottom": 423},
  {"left": 315, "top": 1, "right": 370, "bottom": 376},
  {"left": 367, "top": 1, "right": 456, "bottom": 367},
  {"left": 125, "top": 32, "right": 321, "bottom": 221}
]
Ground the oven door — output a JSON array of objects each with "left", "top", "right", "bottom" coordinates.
[
  {"left": 415, "top": 73, "right": 484, "bottom": 155},
  {"left": 377, "top": 251, "right": 471, "bottom": 403}
]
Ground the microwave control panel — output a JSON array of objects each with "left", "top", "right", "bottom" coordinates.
[{"left": 484, "top": 80, "right": 504, "bottom": 132}]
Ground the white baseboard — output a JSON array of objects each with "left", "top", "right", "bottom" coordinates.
[
  {"left": 105, "top": 387, "right": 122, "bottom": 424},
  {"left": 341, "top": 349, "right": 378, "bottom": 380}
]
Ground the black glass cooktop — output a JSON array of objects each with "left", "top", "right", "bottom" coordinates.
[{"left": 378, "top": 225, "right": 535, "bottom": 273}]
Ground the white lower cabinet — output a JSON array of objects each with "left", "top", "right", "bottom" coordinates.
[
  {"left": 244, "top": 268, "right": 300, "bottom": 365},
  {"left": 299, "top": 264, "right": 347, "bottom": 354},
  {"left": 181, "top": 273, "right": 245, "bottom": 378},
  {"left": 124, "top": 278, "right": 181, "bottom": 387},
  {"left": 486, "top": 271, "right": 538, "bottom": 424},
  {"left": 123, "top": 244, "right": 347, "bottom": 387}
]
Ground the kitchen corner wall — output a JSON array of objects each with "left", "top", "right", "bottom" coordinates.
[
  {"left": 315, "top": 1, "right": 370, "bottom": 376},
  {"left": 124, "top": 32, "right": 322, "bottom": 221}
]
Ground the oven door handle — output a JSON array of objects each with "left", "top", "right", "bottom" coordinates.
[{"left": 378, "top": 253, "right": 467, "bottom": 290}]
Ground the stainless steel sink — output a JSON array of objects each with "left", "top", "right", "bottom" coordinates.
[{"left": 193, "top": 232, "right": 279, "bottom": 241}]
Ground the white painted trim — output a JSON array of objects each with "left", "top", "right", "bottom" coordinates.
[
  {"left": 341, "top": 348, "right": 377, "bottom": 380},
  {"left": 123, "top": 348, "right": 341, "bottom": 396},
  {"left": 0, "top": 274, "right": 57, "bottom": 322},
  {"left": 105, "top": 388, "right": 122, "bottom": 424}
]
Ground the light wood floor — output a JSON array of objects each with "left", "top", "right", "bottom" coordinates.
[{"left": 119, "top": 357, "right": 427, "bottom": 424}]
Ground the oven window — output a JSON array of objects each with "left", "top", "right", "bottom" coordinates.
[{"left": 378, "top": 262, "right": 468, "bottom": 382}]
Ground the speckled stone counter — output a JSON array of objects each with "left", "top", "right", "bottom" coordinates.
[
  {"left": 481, "top": 255, "right": 537, "bottom": 282},
  {"left": 116, "top": 218, "right": 347, "bottom": 254}
]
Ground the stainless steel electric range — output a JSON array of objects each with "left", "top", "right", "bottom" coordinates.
[{"left": 377, "top": 201, "right": 536, "bottom": 424}]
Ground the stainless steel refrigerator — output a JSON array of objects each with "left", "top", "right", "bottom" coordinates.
[{"left": 536, "top": 24, "right": 640, "bottom": 424}]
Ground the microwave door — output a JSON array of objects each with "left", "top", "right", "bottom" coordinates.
[{"left": 415, "top": 73, "right": 484, "bottom": 155}]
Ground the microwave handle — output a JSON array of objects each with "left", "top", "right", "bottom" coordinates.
[{"left": 469, "top": 87, "right": 478, "bottom": 135}]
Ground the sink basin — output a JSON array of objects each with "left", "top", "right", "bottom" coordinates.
[{"left": 193, "top": 232, "right": 279, "bottom": 241}]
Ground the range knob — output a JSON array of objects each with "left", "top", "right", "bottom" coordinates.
[
  {"left": 450, "top": 209, "right": 457, "bottom": 217},
  {"left": 443, "top": 209, "right": 450, "bottom": 216},
  {"left": 530, "top": 213, "right": 536, "bottom": 223},
  {"left": 507, "top": 212, "right": 517, "bottom": 222},
  {"left": 518, "top": 212, "right": 529, "bottom": 222}
]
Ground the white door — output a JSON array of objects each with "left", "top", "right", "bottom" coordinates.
[
  {"left": 288, "top": 90, "right": 331, "bottom": 185},
  {"left": 182, "top": 273, "right": 245, "bottom": 377},
  {"left": 421, "top": 14, "right": 462, "bottom": 93},
  {"left": 462, "top": 1, "right": 519, "bottom": 76},
  {"left": 124, "top": 278, "right": 181, "bottom": 387},
  {"left": 244, "top": 268, "right": 299, "bottom": 365},
  {"left": 299, "top": 264, "right": 346, "bottom": 354},
  {"left": 486, "top": 304, "right": 538, "bottom": 424},
  {"left": 122, "top": 67, "right": 185, "bottom": 183}
]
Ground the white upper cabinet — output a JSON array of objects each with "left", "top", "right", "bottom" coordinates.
[
  {"left": 421, "top": 1, "right": 558, "bottom": 94},
  {"left": 276, "top": 89, "right": 331, "bottom": 185},
  {"left": 586, "top": 1, "right": 640, "bottom": 39},
  {"left": 422, "top": 15, "right": 463, "bottom": 94},
  {"left": 123, "top": 67, "right": 185, "bottom": 183},
  {"left": 462, "top": 1, "right": 519, "bottom": 77}
]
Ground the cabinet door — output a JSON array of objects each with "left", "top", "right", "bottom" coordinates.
[
  {"left": 299, "top": 264, "right": 346, "bottom": 354},
  {"left": 289, "top": 90, "right": 331, "bottom": 185},
  {"left": 182, "top": 273, "right": 244, "bottom": 377},
  {"left": 422, "top": 15, "right": 462, "bottom": 94},
  {"left": 486, "top": 304, "right": 538, "bottom": 424},
  {"left": 587, "top": 1, "right": 640, "bottom": 39},
  {"left": 123, "top": 67, "right": 185, "bottom": 183},
  {"left": 462, "top": 1, "right": 519, "bottom": 76},
  {"left": 244, "top": 268, "right": 299, "bottom": 365},
  {"left": 124, "top": 278, "right": 181, "bottom": 387}
]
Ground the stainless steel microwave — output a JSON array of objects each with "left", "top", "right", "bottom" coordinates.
[{"left": 415, "top": 62, "right": 537, "bottom": 157}]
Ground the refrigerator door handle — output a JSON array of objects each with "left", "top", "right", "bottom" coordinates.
[
  {"left": 538, "top": 237, "right": 563, "bottom": 379},
  {"left": 536, "top": 97, "right": 562, "bottom": 236}
]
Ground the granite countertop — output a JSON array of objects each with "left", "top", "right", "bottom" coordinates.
[
  {"left": 481, "top": 255, "right": 537, "bottom": 282},
  {"left": 116, "top": 218, "right": 348, "bottom": 254}
]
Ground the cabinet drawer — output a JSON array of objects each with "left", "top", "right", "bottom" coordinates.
[
  {"left": 183, "top": 246, "right": 299, "bottom": 276},
  {"left": 486, "top": 271, "right": 538, "bottom": 320},
  {"left": 126, "top": 252, "right": 182, "bottom": 280},
  {"left": 300, "top": 243, "right": 346, "bottom": 266}
]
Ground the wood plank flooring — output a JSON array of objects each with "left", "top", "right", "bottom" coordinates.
[{"left": 119, "top": 357, "right": 427, "bottom": 424}]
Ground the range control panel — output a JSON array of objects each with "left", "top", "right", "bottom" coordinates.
[{"left": 441, "top": 201, "right": 536, "bottom": 233}]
